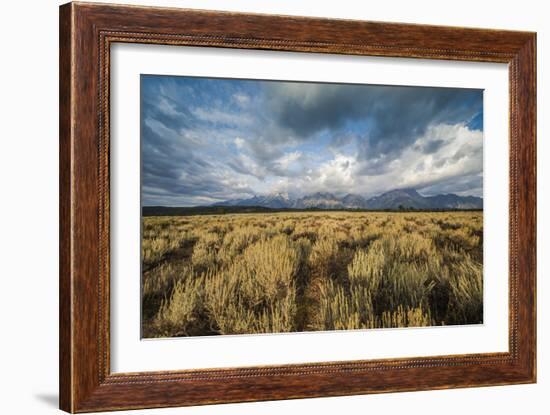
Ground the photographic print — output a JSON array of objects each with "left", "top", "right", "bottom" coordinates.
[{"left": 141, "top": 75, "right": 484, "bottom": 339}]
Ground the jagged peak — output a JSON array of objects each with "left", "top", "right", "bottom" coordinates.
[
  {"left": 213, "top": 188, "right": 482, "bottom": 210},
  {"left": 267, "top": 191, "right": 290, "bottom": 200},
  {"left": 380, "top": 187, "right": 420, "bottom": 196},
  {"left": 305, "top": 191, "right": 337, "bottom": 199}
]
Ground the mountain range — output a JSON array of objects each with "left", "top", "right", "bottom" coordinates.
[{"left": 213, "top": 188, "right": 483, "bottom": 210}]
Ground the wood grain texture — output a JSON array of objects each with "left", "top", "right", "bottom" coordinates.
[
  {"left": 59, "top": 3, "right": 73, "bottom": 412},
  {"left": 59, "top": 2, "right": 537, "bottom": 412}
]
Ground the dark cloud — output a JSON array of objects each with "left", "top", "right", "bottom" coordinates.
[
  {"left": 267, "top": 82, "right": 482, "bottom": 158},
  {"left": 357, "top": 153, "right": 394, "bottom": 176},
  {"left": 141, "top": 115, "right": 255, "bottom": 205},
  {"left": 140, "top": 75, "right": 483, "bottom": 206},
  {"left": 419, "top": 173, "right": 483, "bottom": 197},
  {"left": 417, "top": 139, "right": 445, "bottom": 154}
]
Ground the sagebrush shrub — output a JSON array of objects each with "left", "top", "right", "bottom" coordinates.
[{"left": 142, "top": 211, "right": 483, "bottom": 337}]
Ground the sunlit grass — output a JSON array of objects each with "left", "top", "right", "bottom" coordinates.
[{"left": 142, "top": 211, "right": 483, "bottom": 338}]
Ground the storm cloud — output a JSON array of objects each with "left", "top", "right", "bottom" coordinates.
[{"left": 141, "top": 75, "right": 483, "bottom": 206}]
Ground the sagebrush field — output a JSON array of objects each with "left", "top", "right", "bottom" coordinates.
[{"left": 141, "top": 211, "right": 483, "bottom": 338}]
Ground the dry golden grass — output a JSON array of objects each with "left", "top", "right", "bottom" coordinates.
[{"left": 141, "top": 211, "right": 483, "bottom": 338}]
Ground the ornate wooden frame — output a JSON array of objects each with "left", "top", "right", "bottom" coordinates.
[{"left": 59, "top": 2, "right": 536, "bottom": 412}]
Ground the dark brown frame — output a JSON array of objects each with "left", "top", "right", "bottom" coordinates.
[{"left": 59, "top": 2, "right": 536, "bottom": 412}]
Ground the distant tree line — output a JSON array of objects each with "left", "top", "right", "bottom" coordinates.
[{"left": 142, "top": 205, "right": 483, "bottom": 217}]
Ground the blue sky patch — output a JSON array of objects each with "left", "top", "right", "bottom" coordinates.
[{"left": 141, "top": 75, "right": 483, "bottom": 206}]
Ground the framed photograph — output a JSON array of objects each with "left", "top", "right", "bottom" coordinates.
[{"left": 59, "top": 2, "right": 536, "bottom": 412}]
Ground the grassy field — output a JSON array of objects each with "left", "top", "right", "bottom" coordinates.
[{"left": 141, "top": 211, "right": 483, "bottom": 338}]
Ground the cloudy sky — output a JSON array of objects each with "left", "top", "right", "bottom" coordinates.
[{"left": 141, "top": 75, "right": 483, "bottom": 206}]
